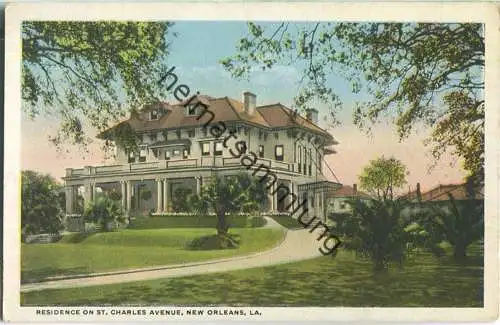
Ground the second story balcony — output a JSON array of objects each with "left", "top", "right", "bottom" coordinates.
[{"left": 65, "top": 156, "right": 296, "bottom": 180}]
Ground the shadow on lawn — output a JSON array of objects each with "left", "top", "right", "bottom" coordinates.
[{"left": 21, "top": 266, "right": 90, "bottom": 284}]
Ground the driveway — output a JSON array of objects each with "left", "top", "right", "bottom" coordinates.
[{"left": 21, "top": 223, "right": 324, "bottom": 292}]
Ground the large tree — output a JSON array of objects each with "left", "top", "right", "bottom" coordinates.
[
  {"left": 21, "top": 170, "right": 65, "bottom": 239},
  {"left": 359, "top": 156, "right": 408, "bottom": 201},
  {"left": 195, "top": 173, "right": 268, "bottom": 236},
  {"left": 22, "top": 21, "right": 173, "bottom": 150},
  {"left": 222, "top": 22, "right": 484, "bottom": 181}
]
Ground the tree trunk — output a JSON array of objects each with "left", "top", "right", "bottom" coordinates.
[
  {"left": 216, "top": 211, "right": 228, "bottom": 236},
  {"left": 453, "top": 242, "right": 467, "bottom": 261}
]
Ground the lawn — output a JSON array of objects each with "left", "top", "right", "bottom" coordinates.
[
  {"left": 21, "top": 247, "right": 483, "bottom": 307},
  {"left": 128, "top": 215, "right": 250, "bottom": 230},
  {"left": 269, "top": 215, "right": 303, "bottom": 229},
  {"left": 21, "top": 227, "right": 284, "bottom": 283}
]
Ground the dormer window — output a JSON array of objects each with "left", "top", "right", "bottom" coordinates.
[
  {"left": 128, "top": 151, "right": 135, "bottom": 163},
  {"left": 150, "top": 109, "right": 159, "bottom": 120},
  {"left": 186, "top": 104, "right": 197, "bottom": 116}
]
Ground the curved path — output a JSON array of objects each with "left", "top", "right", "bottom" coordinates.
[{"left": 21, "top": 220, "right": 323, "bottom": 293}]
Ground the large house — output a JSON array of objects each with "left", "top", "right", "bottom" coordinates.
[{"left": 63, "top": 92, "right": 341, "bottom": 220}]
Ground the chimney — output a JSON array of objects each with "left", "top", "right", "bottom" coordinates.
[
  {"left": 305, "top": 108, "right": 319, "bottom": 124},
  {"left": 416, "top": 182, "right": 421, "bottom": 201},
  {"left": 353, "top": 183, "right": 358, "bottom": 196},
  {"left": 243, "top": 91, "right": 256, "bottom": 116}
]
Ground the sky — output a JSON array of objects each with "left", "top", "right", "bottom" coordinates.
[{"left": 21, "top": 21, "right": 467, "bottom": 194}]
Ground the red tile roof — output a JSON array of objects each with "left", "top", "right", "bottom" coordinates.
[
  {"left": 328, "top": 185, "right": 371, "bottom": 199},
  {"left": 403, "top": 183, "right": 483, "bottom": 201},
  {"left": 98, "top": 95, "right": 335, "bottom": 143}
]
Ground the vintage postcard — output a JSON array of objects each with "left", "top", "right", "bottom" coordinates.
[{"left": 3, "top": 2, "right": 499, "bottom": 322}]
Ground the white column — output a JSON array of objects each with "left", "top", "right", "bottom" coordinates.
[
  {"left": 156, "top": 179, "right": 163, "bottom": 213},
  {"left": 196, "top": 176, "right": 201, "bottom": 196},
  {"left": 65, "top": 186, "right": 74, "bottom": 214},
  {"left": 289, "top": 182, "right": 295, "bottom": 212},
  {"left": 83, "top": 183, "right": 92, "bottom": 206},
  {"left": 163, "top": 179, "right": 169, "bottom": 212},
  {"left": 126, "top": 181, "right": 132, "bottom": 212},
  {"left": 120, "top": 181, "right": 126, "bottom": 210}
]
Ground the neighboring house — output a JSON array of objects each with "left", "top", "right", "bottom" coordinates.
[
  {"left": 326, "top": 184, "right": 371, "bottom": 214},
  {"left": 401, "top": 182, "right": 484, "bottom": 216},
  {"left": 63, "top": 92, "right": 342, "bottom": 218}
]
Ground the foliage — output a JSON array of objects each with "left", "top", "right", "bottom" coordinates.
[
  {"left": 248, "top": 216, "right": 267, "bottom": 228},
  {"left": 346, "top": 198, "right": 418, "bottom": 272},
  {"left": 107, "top": 188, "right": 122, "bottom": 202},
  {"left": 171, "top": 187, "right": 193, "bottom": 212},
  {"left": 198, "top": 173, "right": 268, "bottom": 236},
  {"left": 21, "top": 170, "right": 64, "bottom": 239},
  {"left": 22, "top": 21, "right": 173, "bottom": 151},
  {"left": 327, "top": 212, "right": 353, "bottom": 236},
  {"left": 359, "top": 156, "right": 408, "bottom": 201},
  {"left": 222, "top": 22, "right": 484, "bottom": 180},
  {"left": 185, "top": 233, "right": 240, "bottom": 250},
  {"left": 83, "top": 197, "right": 126, "bottom": 232},
  {"left": 417, "top": 182, "right": 484, "bottom": 261}
]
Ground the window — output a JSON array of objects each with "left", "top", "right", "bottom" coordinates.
[
  {"left": 165, "top": 150, "right": 171, "bottom": 160},
  {"left": 183, "top": 148, "right": 189, "bottom": 159},
  {"left": 258, "top": 145, "right": 264, "bottom": 158},
  {"left": 149, "top": 133, "right": 157, "bottom": 142},
  {"left": 176, "top": 129, "right": 181, "bottom": 139},
  {"left": 340, "top": 202, "right": 347, "bottom": 210},
  {"left": 173, "top": 149, "right": 180, "bottom": 156},
  {"left": 309, "top": 149, "right": 312, "bottom": 176},
  {"left": 238, "top": 141, "right": 247, "bottom": 154},
  {"left": 187, "top": 129, "right": 195, "bottom": 138},
  {"left": 186, "top": 104, "right": 197, "bottom": 116},
  {"left": 310, "top": 194, "right": 315, "bottom": 208},
  {"left": 298, "top": 145, "right": 302, "bottom": 172},
  {"left": 150, "top": 109, "right": 159, "bottom": 120},
  {"left": 309, "top": 164, "right": 312, "bottom": 176},
  {"left": 303, "top": 147, "right": 307, "bottom": 175},
  {"left": 139, "top": 149, "right": 147, "bottom": 162},
  {"left": 274, "top": 133, "right": 279, "bottom": 140},
  {"left": 128, "top": 151, "right": 135, "bottom": 163},
  {"left": 202, "top": 142, "right": 210, "bottom": 156},
  {"left": 275, "top": 145, "right": 284, "bottom": 161},
  {"left": 214, "top": 142, "right": 223, "bottom": 156}
]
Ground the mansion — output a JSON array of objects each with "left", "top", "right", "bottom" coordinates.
[{"left": 63, "top": 92, "right": 341, "bottom": 221}]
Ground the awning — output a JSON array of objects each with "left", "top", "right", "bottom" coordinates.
[{"left": 298, "top": 180, "right": 342, "bottom": 193}]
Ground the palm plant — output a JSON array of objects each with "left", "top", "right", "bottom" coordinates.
[
  {"left": 83, "top": 196, "right": 126, "bottom": 232},
  {"left": 347, "top": 198, "right": 417, "bottom": 272}
]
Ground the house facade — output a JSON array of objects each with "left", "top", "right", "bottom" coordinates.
[
  {"left": 326, "top": 184, "right": 371, "bottom": 214},
  {"left": 63, "top": 92, "right": 341, "bottom": 220}
]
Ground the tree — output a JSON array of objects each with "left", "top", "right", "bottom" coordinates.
[
  {"left": 347, "top": 198, "right": 417, "bottom": 272},
  {"left": 359, "top": 156, "right": 408, "bottom": 201},
  {"left": 21, "top": 170, "right": 64, "bottom": 239},
  {"left": 197, "top": 173, "right": 268, "bottom": 236},
  {"left": 22, "top": 21, "right": 173, "bottom": 151},
  {"left": 83, "top": 196, "right": 125, "bottom": 232},
  {"left": 222, "top": 22, "right": 484, "bottom": 181},
  {"left": 172, "top": 187, "right": 193, "bottom": 212},
  {"left": 418, "top": 181, "right": 484, "bottom": 261}
]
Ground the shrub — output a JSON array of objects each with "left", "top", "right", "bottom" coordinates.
[
  {"left": 83, "top": 197, "right": 126, "bottom": 232},
  {"left": 171, "top": 187, "right": 193, "bottom": 212},
  {"left": 248, "top": 216, "right": 267, "bottom": 228},
  {"left": 185, "top": 233, "right": 241, "bottom": 250}
]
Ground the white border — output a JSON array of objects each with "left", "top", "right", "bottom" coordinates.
[{"left": 4, "top": 2, "right": 499, "bottom": 322}]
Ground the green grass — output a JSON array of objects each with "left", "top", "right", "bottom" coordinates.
[
  {"left": 128, "top": 215, "right": 250, "bottom": 229},
  {"left": 269, "top": 215, "right": 303, "bottom": 229},
  {"left": 21, "top": 228, "right": 284, "bottom": 283},
  {"left": 21, "top": 247, "right": 483, "bottom": 307}
]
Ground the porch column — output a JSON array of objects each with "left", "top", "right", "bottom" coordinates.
[
  {"left": 91, "top": 183, "right": 97, "bottom": 202},
  {"left": 163, "top": 179, "right": 169, "bottom": 212},
  {"left": 120, "top": 181, "right": 126, "bottom": 210},
  {"left": 65, "top": 186, "right": 74, "bottom": 214},
  {"left": 196, "top": 176, "right": 201, "bottom": 196},
  {"left": 83, "top": 183, "right": 92, "bottom": 205},
  {"left": 126, "top": 181, "right": 132, "bottom": 212},
  {"left": 267, "top": 182, "right": 275, "bottom": 213},
  {"left": 289, "top": 182, "right": 295, "bottom": 212},
  {"left": 156, "top": 178, "right": 163, "bottom": 213}
]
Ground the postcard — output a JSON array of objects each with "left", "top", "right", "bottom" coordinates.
[{"left": 3, "top": 1, "right": 499, "bottom": 322}]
